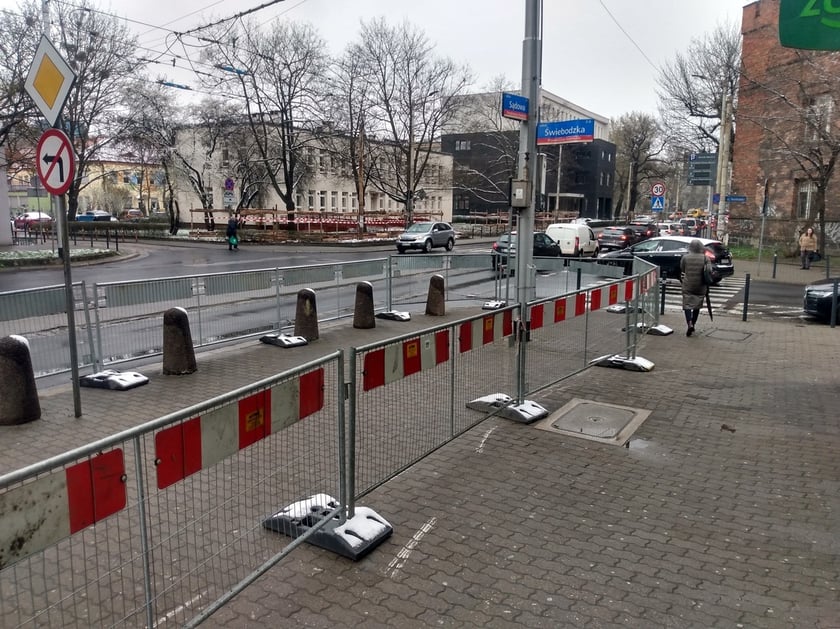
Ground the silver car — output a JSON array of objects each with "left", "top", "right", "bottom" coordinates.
[{"left": 396, "top": 222, "right": 455, "bottom": 253}]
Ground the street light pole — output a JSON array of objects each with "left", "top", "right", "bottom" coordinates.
[{"left": 406, "top": 100, "right": 414, "bottom": 227}]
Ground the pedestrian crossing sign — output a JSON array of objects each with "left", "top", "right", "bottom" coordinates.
[{"left": 651, "top": 196, "right": 665, "bottom": 211}]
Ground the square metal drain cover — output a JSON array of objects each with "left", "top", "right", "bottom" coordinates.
[{"left": 534, "top": 398, "right": 651, "bottom": 447}]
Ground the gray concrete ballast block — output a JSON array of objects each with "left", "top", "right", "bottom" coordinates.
[
  {"left": 0, "top": 335, "right": 41, "bottom": 425},
  {"left": 294, "top": 288, "right": 319, "bottom": 341},
  {"left": 353, "top": 282, "right": 376, "bottom": 329},
  {"left": 162, "top": 307, "right": 198, "bottom": 375},
  {"left": 426, "top": 274, "right": 446, "bottom": 316}
]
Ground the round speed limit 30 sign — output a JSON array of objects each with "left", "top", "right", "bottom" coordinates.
[{"left": 650, "top": 182, "right": 666, "bottom": 197}]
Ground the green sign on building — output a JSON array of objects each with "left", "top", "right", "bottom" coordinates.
[{"left": 780, "top": 0, "right": 840, "bottom": 49}]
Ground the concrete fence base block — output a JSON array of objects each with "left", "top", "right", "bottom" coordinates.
[
  {"left": 425, "top": 274, "right": 446, "bottom": 316},
  {"left": 353, "top": 282, "right": 376, "bottom": 329},
  {"left": 262, "top": 493, "right": 392, "bottom": 561},
  {"left": 0, "top": 335, "right": 41, "bottom": 424},
  {"left": 162, "top": 307, "right": 198, "bottom": 375},
  {"left": 294, "top": 288, "right": 319, "bottom": 341}
]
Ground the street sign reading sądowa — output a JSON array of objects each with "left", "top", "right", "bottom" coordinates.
[{"left": 24, "top": 36, "right": 76, "bottom": 127}]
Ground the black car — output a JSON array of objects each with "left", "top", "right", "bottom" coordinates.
[
  {"left": 803, "top": 277, "right": 840, "bottom": 322},
  {"left": 627, "top": 220, "right": 660, "bottom": 240},
  {"left": 491, "top": 231, "right": 561, "bottom": 270},
  {"left": 597, "top": 226, "right": 641, "bottom": 252},
  {"left": 597, "top": 236, "right": 734, "bottom": 281}
]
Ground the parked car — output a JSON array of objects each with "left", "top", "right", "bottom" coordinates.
[
  {"left": 627, "top": 220, "right": 659, "bottom": 240},
  {"left": 803, "top": 277, "right": 840, "bottom": 323},
  {"left": 13, "top": 211, "right": 53, "bottom": 230},
  {"left": 119, "top": 209, "right": 144, "bottom": 221},
  {"left": 77, "top": 210, "right": 116, "bottom": 222},
  {"left": 396, "top": 221, "right": 455, "bottom": 253},
  {"left": 657, "top": 222, "right": 685, "bottom": 236},
  {"left": 597, "top": 236, "right": 734, "bottom": 281},
  {"left": 597, "top": 226, "right": 641, "bottom": 252},
  {"left": 679, "top": 217, "right": 706, "bottom": 236},
  {"left": 544, "top": 223, "right": 599, "bottom": 257},
  {"left": 491, "top": 231, "right": 561, "bottom": 270}
]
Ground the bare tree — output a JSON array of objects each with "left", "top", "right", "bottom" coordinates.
[
  {"left": 0, "top": 5, "right": 41, "bottom": 158},
  {"left": 202, "top": 19, "right": 328, "bottom": 227},
  {"left": 171, "top": 98, "right": 239, "bottom": 230},
  {"left": 353, "top": 18, "right": 472, "bottom": 224},
  {"left": 46, "top": 0, "right": 143, "bottom": 219},
  {"left": 657, "top": 21, "right": 741, "bottom": 153},
  {"left": 120, "top": 81, "right": 184, "bottom": 233},
  {"left": 610, "top": 112, "right": 667, "bottom": 218}
]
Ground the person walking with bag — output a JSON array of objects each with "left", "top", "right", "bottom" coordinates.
[
  {"left": 680, "top": 239, "right": 709, "bottom": 337},
  {"left": 226, "top": 213, "right": 239, "bottom": 251},
  {"left": 798, "top": 227, "right": 818, "bottom": 269}
]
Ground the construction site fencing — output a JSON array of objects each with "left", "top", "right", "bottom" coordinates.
[
  {"left": 348, "top": 303, "right": 520, "bottom": 499},
  {"left": 0, "top": 352, "right": 343, "bottom": 628}
]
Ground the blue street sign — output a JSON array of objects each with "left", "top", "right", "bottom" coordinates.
[
  {"left": 501, "top": 93, "right": 529, "bottom": 121},
  {"left": 536, "top": 119, "right": 595, "bottom": 145},
  {"left": 651, "top": 196, "right": 665, "bottom": 212},
  {"left": 713, "top": 193, "right": 720, "bottom": 204},
  {"left": 725, "top": 194, "right": 747, "bottom": 203}
]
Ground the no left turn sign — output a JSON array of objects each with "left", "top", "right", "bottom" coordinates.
[{"left": 36, "top": 128, "right": 75, "bottom": 196}]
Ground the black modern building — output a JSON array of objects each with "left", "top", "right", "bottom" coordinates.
[{"left": 441, "top": 132, "right": 615, "bottom": 220}]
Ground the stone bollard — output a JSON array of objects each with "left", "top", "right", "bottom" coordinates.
[
  {"left": 162, "top": 307, "right": 197, "bottom": 375},
  {"left": 0, "top": 335, "right": 41, "bottom": 425},
  {"left": 426, "top": 274, "right": 446, "bottom": 316},
  {"left": 353, "top": 282, "right": 376, "bottom": 329},
  {"left": 294, "top": 288, "right": 319, "bottom": 341}
]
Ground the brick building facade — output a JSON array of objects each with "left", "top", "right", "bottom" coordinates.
[{"left": 731, "top": 0, "right": 840, "bottom": 252}]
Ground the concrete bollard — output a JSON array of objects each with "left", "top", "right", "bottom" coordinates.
[
  {"left": 353, "top": 281, "right": 376, "bottom": 329},
  {"left": 162, "top": 307, "right": 197, "bottom": 375},
  {"left": 426, "top": 274, "right": 446, "bottom": 316},
  {"left": 294, "top": 288, "right": 319, "bottom": 341},
  {"left": 0, "top": 335, "right": 41, "bottom": 425}
]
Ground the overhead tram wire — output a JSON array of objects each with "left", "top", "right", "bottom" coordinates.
[{"left": 598, "top": 0, "right": 659, "bottom": 72}]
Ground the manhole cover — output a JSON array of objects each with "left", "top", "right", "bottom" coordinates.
[
  {"left": 706, "top": 329, "right": 751, "bottom": 342},
  {"left": 534, "top": 398, "right": 651, "bottom": 446}
]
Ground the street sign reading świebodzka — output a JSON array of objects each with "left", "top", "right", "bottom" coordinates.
[
  {"left": 24, "top": 35, "right": 76, "bottom": 128},
  {"left": 687, "top": 152, "right": 717, "bottom": 186}
]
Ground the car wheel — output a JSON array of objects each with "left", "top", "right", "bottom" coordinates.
[
  {"left": 573, "top": 248, "right": 581, "bottom": 257},
  {"left": 397, "top": 246, "right": 405, "bottom": 254},
  {"left": 445, "top": 238, "right": 454, "bottom": 251},
  {"left": 423, "top": 239, "right": 433, "bottom": 253},
  {"left": 591, "top": 247, "right": 599, "bottom": 258}
]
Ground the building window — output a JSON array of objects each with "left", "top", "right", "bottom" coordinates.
[
  {"left": 806, "top": 94, "right": 833, "bottom": 141},
  {"left": 221, "top": 143, "right": 230, "bottom": 167},
  {"left": 351, "top": 193, "right": 358, "bottom": 210},
  {"left": 318, "top": 191, "right": 327, "bottom": 210},
  {"left": 330, "top": 191, "right": 338, "bottom": 210},
  {"left": 342, "top": 192, "right": 348, "bottom": 210},
  {"left": 296, "top": 192, "right": 304, "bottom": 209},
  {"left": 797, "top": 181, "right": 816, "bottom": 219},
  {"left": 455, "top": 140, "right": 471, "bottom": 151},
  {"left": 307, "top": 190, "right": 315, "bottom": 210}
]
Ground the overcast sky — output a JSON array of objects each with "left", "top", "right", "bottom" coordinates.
[{"left": 24, "top": 0, "right": 749, "bottom": 120}]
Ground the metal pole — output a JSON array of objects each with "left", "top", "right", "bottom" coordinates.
[
  {"left": 831, "top": 279, "right": 838, "bottom": 329},
  {"left": 515, "top": 0, "right": 541, "bottom": 404},
  {"left": 716, "top": 95, "right": 732, "bottom": 244},
  {"left": 773, "top": 253, "right": 778, "bottom": 279},
  {"left": 742, "top": 273, "right": 751, "bottom": 322},
  {"left": 58, "top": 193, "right": 82, "bottom": 417},
  {"left": 660, "top": 279, "right": 666, "bottom": 315}
]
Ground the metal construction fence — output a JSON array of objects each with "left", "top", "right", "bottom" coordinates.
[
  {"left": 0, "top": 353, "right": 343, "bottom": 628},
  {"left": 0, "top": 262, "right": 659, "bottom": 627}
]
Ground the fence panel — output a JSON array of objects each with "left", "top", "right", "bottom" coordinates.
[
  {"left": 0, "top": 353, "right": 343, "bottom": 628},
  {"left": 350, "top": 305, "right": 519, "bottom": 498}
]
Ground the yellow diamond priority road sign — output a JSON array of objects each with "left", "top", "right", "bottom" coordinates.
[{"left": 24, "top": 36, "right": 76, "bottom": 127}]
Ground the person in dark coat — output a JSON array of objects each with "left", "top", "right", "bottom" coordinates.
[
  {"left": 680, "top": 239, "right": 708, "bottom": 337},
  {"left": 226, "top": 214, "right": 238, "bottom": 251}
]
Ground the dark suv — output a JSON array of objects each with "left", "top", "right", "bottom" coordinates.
[
  {"left": 627, "top": 221, "right": 659, "bottom": 241},
  {"left": 597, "top": 226, "right": 640, "bottom": 252}
]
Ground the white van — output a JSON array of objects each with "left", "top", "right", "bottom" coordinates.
[{"left": 545, "top": 223, "right": 600, "bottom": 257}]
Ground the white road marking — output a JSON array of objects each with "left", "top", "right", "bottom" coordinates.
[
  {"left": 387, "top": 517, "right": 437, "bottom": 579},
  {"left": 476, "top": 427, "right": 498, "bottom": 453},
  {"left": 154, "top": 591, "right": 206, "bottom": 627}
]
